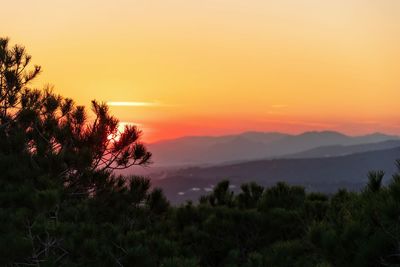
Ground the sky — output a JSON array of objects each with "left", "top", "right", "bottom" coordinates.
[{"left": 2, "top": 0, "right": 400, "bottom": 142}]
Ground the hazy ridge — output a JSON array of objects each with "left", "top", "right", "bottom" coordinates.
[
  {"left": 153, "top": 146, "right": 400, "bottom": 203},
  {"left": 148, "top": 131, "right": 400, "bottom": 166}
]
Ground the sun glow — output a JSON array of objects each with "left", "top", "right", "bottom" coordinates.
[
  {"left": 107, "top": 121, "right": 141, "bottom": 141},
  {"left": 107, "top": 122, "right": 141, "bottom": 142},
  {"left": 107, "top": 132, "right": 121, "bottom": 142}
]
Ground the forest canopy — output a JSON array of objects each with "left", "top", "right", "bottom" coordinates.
[{"left": 1, "top": 38, "right": 400, "bottom": 267}]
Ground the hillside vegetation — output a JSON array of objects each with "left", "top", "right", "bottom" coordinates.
[{"left": 152, "top": 146, "right": 400, "bottom": 203}]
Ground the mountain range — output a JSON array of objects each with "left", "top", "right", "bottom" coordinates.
[
  {"left": 148, "top": 131, "right": 400, "bottom": 166},
  {"left": 115, "top": 131, "right": 400, "bottom": 203}
]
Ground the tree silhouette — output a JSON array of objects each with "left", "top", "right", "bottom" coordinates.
[
  {"left": 0, "top": 37, "right": 41, "bottom": 122},
  {"left": 0, "top": 37, "right": 157, "bottom": 265},
  {"left": 366, "top": 170, "right": 385, "bottom": 193},
  {"left": 0, "top": 37, "right": 152, "bottom": 197},
  {"left": 237, "top": 182, "right": 264, "bottom": 209}
]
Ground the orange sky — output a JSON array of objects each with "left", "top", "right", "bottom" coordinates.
[{"left": 2, "top": 0, "right": 400, "bottom": 142}]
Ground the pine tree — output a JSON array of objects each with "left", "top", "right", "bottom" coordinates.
[{"left": 0, "top": 37, "right": 157, "bottom": 265}]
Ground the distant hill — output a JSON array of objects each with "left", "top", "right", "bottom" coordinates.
[
  {"left": 148, "top": 131, "right": 399, "bottom": 166},
  {"left": 152, "top": 147, "right": 400, "bottom": 204},
  {"left": 285, "top": 139, "right": 400, "bottom": 159}
]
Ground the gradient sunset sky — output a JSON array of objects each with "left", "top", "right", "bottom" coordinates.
[{"left": 2, "top": 0, "right": 400, "bottom": 142}]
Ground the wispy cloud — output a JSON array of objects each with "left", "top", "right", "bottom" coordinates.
[{"left": 107, "top": 101, "right": 159, "bottom": 107}]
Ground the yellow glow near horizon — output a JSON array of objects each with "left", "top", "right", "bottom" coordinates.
[{"left": 2, "top": 0, "right": 400, "bottom": 141}]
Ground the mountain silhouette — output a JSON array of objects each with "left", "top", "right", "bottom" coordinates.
[{"left": 148, "top": 131, "right": 399, "bottom": 166}]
